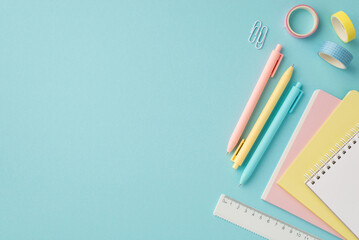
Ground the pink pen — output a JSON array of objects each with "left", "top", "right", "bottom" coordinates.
[{"left": 227, "top": 44, "right": 283, "bottom": 153}]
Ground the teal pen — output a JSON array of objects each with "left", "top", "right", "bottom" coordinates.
[{"left": 239, "top": 82, "right": 303, "bottom": 187}]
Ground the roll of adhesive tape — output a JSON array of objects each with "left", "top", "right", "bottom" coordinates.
[
  {"left": 331, "top": 11, "right": 356, "bottom": 43},
  {"left": 285, "top": 4, "right": 319, "bottom": 38},
  {"left": 318, "top": 41, "right": 353, "bottom": 69}
]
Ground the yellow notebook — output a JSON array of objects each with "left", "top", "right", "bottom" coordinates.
[{"left": 278, "top": 90, "right": 359, "bottom": 240}]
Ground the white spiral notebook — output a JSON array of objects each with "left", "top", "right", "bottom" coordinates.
[{"left": 305, "top": 124, "right": 359, "bottom": 239}]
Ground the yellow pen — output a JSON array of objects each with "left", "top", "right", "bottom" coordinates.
[{"left": 232, "top": 65, "right": 294, "bottom": 169}]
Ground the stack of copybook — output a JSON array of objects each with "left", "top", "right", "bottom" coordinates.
[{"left": 263, "top": 90, "right": 359, "bottom": 240}]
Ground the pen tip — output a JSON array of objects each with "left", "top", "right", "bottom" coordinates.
[
  {"left": 238, "top": 184, "right": 241, "bottom": 188},
  {"left": 226, "top": 152, "right": 229, "bottom": 155},
  {"left": 292, "top": 64, "right": 294, "bottom": 67}
]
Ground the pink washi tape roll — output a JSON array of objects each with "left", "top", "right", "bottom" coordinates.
[{"left": 285, "top": 4, "right": 319, "bottom": 38}]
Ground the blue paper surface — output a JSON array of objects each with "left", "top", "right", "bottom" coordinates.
[{"left": 0, "top": 0, "right": 358, "bottom": 239}]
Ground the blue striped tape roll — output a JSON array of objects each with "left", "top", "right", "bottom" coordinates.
[{"left": 318, "top": 41, "right": 353, "bottom": 69}]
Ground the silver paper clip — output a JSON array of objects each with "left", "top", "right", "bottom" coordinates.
[
  {"left": 248, "top": 20, "right": 262, "bottom": 43},
  {"left": 255, "top": 26, "right": 268, "bottom": 49}
]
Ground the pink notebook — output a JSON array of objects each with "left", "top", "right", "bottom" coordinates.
[{"left": 262, "top": 90, "right": 342, "bottom": 238}]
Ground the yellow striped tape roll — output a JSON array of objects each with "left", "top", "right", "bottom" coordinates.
[{"left": 331, "top": 11, "right": 356, "bottom": 43}]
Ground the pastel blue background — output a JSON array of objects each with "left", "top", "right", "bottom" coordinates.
[{"left": 0, "top": 1, "right": 358, "bottom": 239}]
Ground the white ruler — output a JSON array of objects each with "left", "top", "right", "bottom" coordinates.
[{"left": 213, "top": 194, "right": 321, "bottom": 240}]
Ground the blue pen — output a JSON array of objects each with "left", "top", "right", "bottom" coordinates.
[{"left": 239, "top": 82, "right": 303, "bottom": 187}]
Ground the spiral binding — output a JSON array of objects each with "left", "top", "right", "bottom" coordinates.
[{"left": 305, "top": 123, "right": 359, "bottom": 185}]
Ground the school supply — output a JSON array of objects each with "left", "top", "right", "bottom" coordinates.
[
  {"left": 262, "top": 90, "right": 342, "bottom": 238},
  {"left": 255, "top": 26, "right": 268, "bottom": 50},
  {"left": 278, "top": 90, "right": 359, "bottom": 240},
  {"left": 213, "top": 194, "right": 320, "bottom": 240},
  {"left": 305, "top": 125, "right": 359, "bottom": 238},
  {"left": 227, "top": 44, "right": 283, "bottom": 153},
  {"left": 232, "top": 65, "right": 294, "bottom": 169},
  {"left": 285, "top": 5, "right": 319, "bottom": 38},
  {"left": 249, "top": 20, "right": 262, "bottom": 43},
  {"left": 331, "top": 11, "right": 356, "bottom": 43},
  {"left": 239, "top": 82, "right": 303, "bottom": 186},
  {"left": 248, "top": 20, "right": 268, "bottom": 49},
  {"left": 318, "top": 41, "right": 353, "bottom": 69}
]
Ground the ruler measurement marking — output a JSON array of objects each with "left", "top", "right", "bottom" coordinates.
[
  {"left": 214, "top": 195, "right": 321, "bottom": 240},
  {"left": 224, "top": 195, "right": 317, "bottom": 238}
]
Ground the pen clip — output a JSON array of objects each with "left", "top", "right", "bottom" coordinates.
[
  {"left": 270, "top": 53, "right": 284, "bottom": 78},
  {"left": 289, "top": 88, "right": 303, "bottom": 113},
  {"left": 231, "top": 139, "right": 245, "bottom": 162}
]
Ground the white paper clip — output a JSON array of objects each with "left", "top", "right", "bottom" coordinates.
[
  {"left": 255, "top": 26, "right": 268, "bottom": 49},
  {"left": 248, "top": 20, "right": 268, "bottom": 50},
  {"left": 248, "top": 20, "right": 262, "bottom": 43}
]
